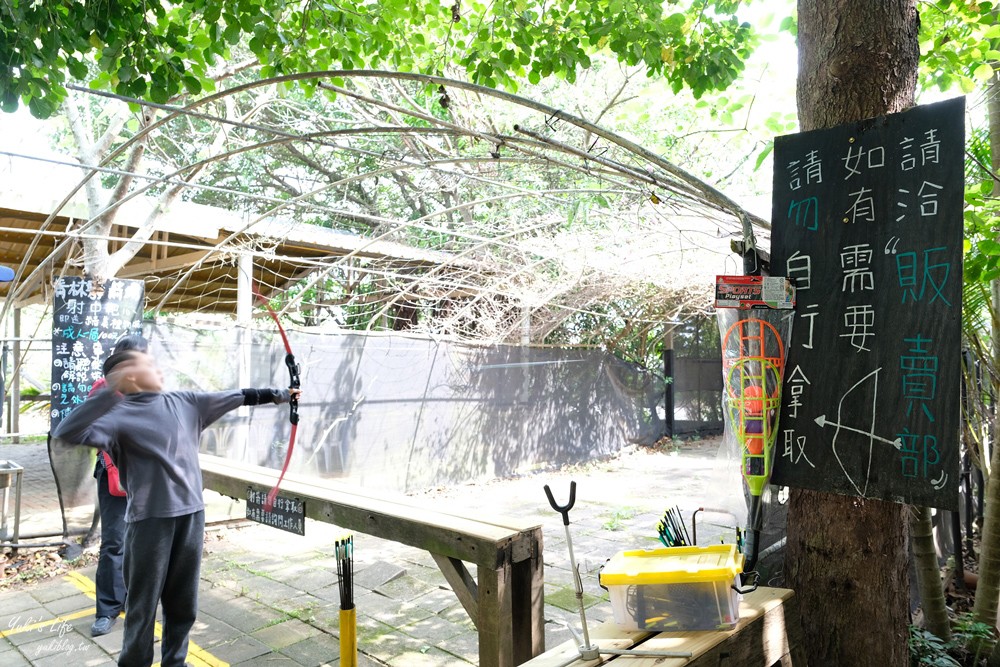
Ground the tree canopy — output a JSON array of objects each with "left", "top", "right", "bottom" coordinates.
[{"left": 1, "top": 0, "right": 756, "bottom": 118}]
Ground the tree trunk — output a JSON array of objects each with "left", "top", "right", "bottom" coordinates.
[
  {"left": 911, "top": 506, "right": 951, "bottom": 639},
  {"left": 975, "top": 64, "right": 1000, "bottom": 629},
  {"left": 786, "top": 1, "right": 919, "bottom": 665},
  {"left": 981, "top": 433, "right": 1000, "bottom": 661}
]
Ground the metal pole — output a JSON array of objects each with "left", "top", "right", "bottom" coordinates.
[
  {"left": 236, "top": 254, "right": 253, "bottom": 440},
  {"left": 2, "top": 342, "right": 8, "bottom": 433},
  {"left": 11, "top": 308, "right": 20, "bottom": 443},
  {"left": 544, "top": 483, "right": 599, "bottom": 660},
  {"left": 663, "top": 330, "right": 674, "bottom": 439},
  {"left": 562, "top": 521, "right": 595, "bottom": 654}
]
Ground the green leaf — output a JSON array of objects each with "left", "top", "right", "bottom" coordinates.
[
  {"left": 966, "top": 261, "right": 984, "bottom": 282},
  {"left": 191, "top": 33, "right": 212, "bottom": 50},
  {"left": 566, "top": 200, "right": 580, "bottom": 227},
  {"left": 1, "top": 90, "right": 18, "bottom": 113},
  {"left": 150, "top": 83, "right": 169, "bottom": 104},
  {"left": 67, "top": 59, "right": 89, "bottom": 80},
  {"left": 89, "top": 74, "right": 109, "bottom": 90},
  {"left": 128, "top": 78, "right": 147, "bottom": 96},
  {"left": 973, "top": 63, "right": 993, "bottom": 83},
  {"left": 182, "top": 75, "right": 203, "bottom": 95},
  {"left": 204, "top": 4, "right": 222, "bottom": 24},
  {"left": 754, "top": 141, "right": 774, "bottom": 171},
  {"left": 979, "top": 239, "right": 1000, "bottom": 256},
  {"left": 28, "top": 95, "right": 56, "bottom": 119},
  {"left": 982, "top": 266, "right": 1000, "bottom": 282},
  {"left": 664, "top": 12, "right": 686, "bottom": 31},
  {"left": 223, "top": 24, "right": 241, "bottom": 44}
]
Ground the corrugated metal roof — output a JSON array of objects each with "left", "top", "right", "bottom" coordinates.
[{"left": 0, "top": 153, "right": 482, "bottom": 313}]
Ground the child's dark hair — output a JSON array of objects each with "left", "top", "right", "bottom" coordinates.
[
  {"left": 102, "top": 349, "right": 141, "bottom": 377},
  {"left": 113, "top": 334, "right": 148, "bottom": 354}
]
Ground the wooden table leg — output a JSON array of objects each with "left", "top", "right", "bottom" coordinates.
[
  {"left": 478, "top": 555, "right": 515, "bottom": 667},
  {"left": 511, "top": 529, "right": 545, "bottom": 664}
]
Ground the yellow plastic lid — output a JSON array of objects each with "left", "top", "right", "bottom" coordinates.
[{"left": 599, "top": 545, "right": 744, "bottom": 586}]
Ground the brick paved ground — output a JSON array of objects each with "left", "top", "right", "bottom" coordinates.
[
  {"left": 1, "top": 443, "right": 63, "bottom": 540},
  {"left": 1, "top": 438, "right": 736, "bottom": 666}
]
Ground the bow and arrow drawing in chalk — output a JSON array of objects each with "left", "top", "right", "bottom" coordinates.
[{"left": 813, "top": 367, "right": 900, "bottom": 498}]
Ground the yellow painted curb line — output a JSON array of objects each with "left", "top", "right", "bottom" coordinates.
[
  {"left": 65, "top": 570, "right": 97, "bottom": 597},
  {"left": 0, "top": 572, "right": 229, "bottom": 666},
  {"left": 0, "top": 608, "right": 93, "bottom": 638}
]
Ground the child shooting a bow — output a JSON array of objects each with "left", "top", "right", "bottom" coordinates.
[{"left": 54, "top": 349, "right": 301, "bottom": 667}]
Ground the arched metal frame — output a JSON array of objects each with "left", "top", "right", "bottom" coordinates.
[{"left": 1, "top": 69, "right": 768, "bottom": 354}]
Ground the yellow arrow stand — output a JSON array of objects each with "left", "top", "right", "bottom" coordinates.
[{"left": 340, "top": 607, "right": 357, "bottom": 666}]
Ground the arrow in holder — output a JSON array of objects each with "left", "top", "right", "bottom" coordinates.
[{"left": 814, "top": 415, "right": 903, "bottom": 450}]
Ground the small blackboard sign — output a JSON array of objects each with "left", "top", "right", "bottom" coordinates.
[
  {"left": 50, "top": 277, "right": 144, "bottom": 429},
  {"left": 246, "top": 487, "right": 305, "bottom": 535},
  {"left": 770, "top": 98, "right": 964, "bottom": 510}
]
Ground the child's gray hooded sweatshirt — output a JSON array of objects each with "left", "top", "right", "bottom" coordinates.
[{"left": 53, "top": 389, "right": 287, "bottom": 522}]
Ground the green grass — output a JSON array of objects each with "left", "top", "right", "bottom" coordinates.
[
  {"left": 546, "top": 585, "right": 603, "bottom": 612},
  {"left": 602, "top": 507, "right": 638, "bottom": 531}
]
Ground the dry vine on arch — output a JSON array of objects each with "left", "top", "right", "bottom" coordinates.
[{"left": 1, "top": 69, "right": 766, "bottom": 370}]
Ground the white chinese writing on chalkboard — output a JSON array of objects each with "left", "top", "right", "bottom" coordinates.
[
  {"left": 50, "top": 277, "right": 144, "bottom": 427},
  {"left": 770, "top": 97, "right": 963, "bottom": 510},
  {"left": 245, "top": 488, "right": 305, "bottom": 535}
]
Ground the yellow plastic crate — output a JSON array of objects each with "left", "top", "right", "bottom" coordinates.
[{"left": 599, "top": 545, "right": 744, "bottom": 632}]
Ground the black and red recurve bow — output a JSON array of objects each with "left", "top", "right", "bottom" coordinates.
[{"left": 252, "top": 283, "right": 301, "bottom": 512}]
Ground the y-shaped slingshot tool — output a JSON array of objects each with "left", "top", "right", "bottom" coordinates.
[{"left": 543, "top": 482, "right": 693, "bottom": 665}]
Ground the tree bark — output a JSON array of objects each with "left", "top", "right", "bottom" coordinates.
[
  {"left": 981, "top": 433, "right": 1000, "bottom": 660},
  {"left": 975, "top": 64, "right": 1000, "bottom": 630},
  {"left": 911, "top": 506, "right": 951, "bottom": 640},
  {"left": 786, "top": 1, "right": 919, "bottom": 665},
  {"left": 797, "top": 1, "right": 919, "bottom": 130}
]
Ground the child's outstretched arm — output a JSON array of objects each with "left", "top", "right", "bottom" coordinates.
[
  {"left": 51, "top": 388, "right": 120, "bottom": 449},
  {"left": 240, "top": 388, "right": 293, "bottom": 406},
  {"left": 196, "top": 388, "right": 297, "bottom": 428}
]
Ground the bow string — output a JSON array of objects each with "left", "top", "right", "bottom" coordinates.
[{"left": 251, "top": 282, "right": 300, "bottom": 512}]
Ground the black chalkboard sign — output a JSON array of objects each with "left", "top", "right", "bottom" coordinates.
[
  {"left": 770, "top": 97, "right": 963, "bottom": 510},
  {"left": 246, "top": 487, "right": 306, "bottom": 535},
  {"left": 50, "top": 277, "right": 144, "bottom": 428}
]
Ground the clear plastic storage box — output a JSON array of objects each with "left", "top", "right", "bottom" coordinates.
[{"left": 599, "top": 544, "right": 744, "bottom": 632}]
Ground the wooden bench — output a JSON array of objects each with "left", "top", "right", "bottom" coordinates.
[
  {"left": 199, "top": 454, "right": 544, "bottom": 667},
  {"left": 521, "top": 587, "right": 806, "bottom": 667}
]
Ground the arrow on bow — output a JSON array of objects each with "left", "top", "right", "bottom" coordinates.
[
  {"left": 252, "top": 282, "right": 300, "bottom": 512},
  {"left": 814, "top": 414, "right": 902, "bottom": 449}
]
